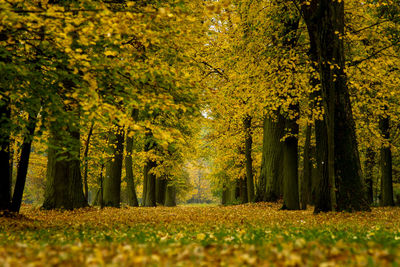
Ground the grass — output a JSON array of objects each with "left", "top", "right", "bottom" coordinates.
[{"left": 1, "top": 203, "right": 400, "bottom": 266}]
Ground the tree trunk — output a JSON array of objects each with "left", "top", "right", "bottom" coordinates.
[
  {"left": 82, "top": 121, "right": 94, "bottom": 203},
  {"left": 42, "top": 125, "right": 87, "bottom": 210},
  {"left": 156, "top": 177, "right": 167, "bottom": 205},
  {"left": 240, "top": 176, "right": 248, "bottom": 204},
  {"left": 310, "top": 145, "right": 318, "bottom": 205},
  {"left": 303, "top": 0, "right": 369, "bottom": 212},
  {"left": 103, "top": 127, "right": 124, "bottom": 208},
  {"left": 143, "top": 131, "right": 157, "bottom": 207},
  {"left": 125, "top": 134, "right": 139, "bottom": 207},
  {"left": 144, "top": 160, "right": 157, "bottom": 207},
  {"left": 0, "top": 98, "right": 11, "bottom": 211},
  {"left": 379, "top": 116, "right": 394, "bottom": 206},
  {"left": 164, "top": 181, "right": 176, "bottom": 207},
  {"left": 256, "top": 114, "right": 284, "bottom": 202},
  {"left": 125, "top": 109, "right": 139, "bottom": 207},
  {"left": 282, "top": 105, "right": 300, "bottom": 210},
  {"left": 244, "top": 115, "right": 254, "bottom": 202},
  {"left": 300, "top": 123, "right": 312, "bottom": 210},
  {"left": 99, "top": 163, "right": 104, "bottom": 209},
  {"left": 9, "top": 137, "right": 13, "bottom": 203},
  {"left": 142, "top": 166, "right": 148, "bottom": 206},
  {"left": 222, "top": 185, "right": 229, "bottom": 205},
  {"left": 364, "top": 147, "right": 375, "bottom": 204},
  {"left": 314, "top": 120, "right": 331, "bottom": 213},
  {"left": 10, "top": 111, "right": 38, "bottom": 212}
]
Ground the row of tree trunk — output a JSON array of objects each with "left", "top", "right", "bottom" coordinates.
[{"left": 222, "top": 0, "right": 395, "bottom": 211}]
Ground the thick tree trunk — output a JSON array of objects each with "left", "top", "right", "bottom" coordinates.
[
  {"left": 143, "top": 131, "right": 157, "bottom": 207},
  {"left": 303, "top": 0, "right": 369, "bottom": 212},
  {"left": 42, "top": 125, "right": 87, "bottom": 210},
  {"left": 93, "top": 188, "right": 100, "bottom": 206},
  {"left": 222, "top": 185, "right": 229, "bottom": 205},
  {"left": 379, "top": 116, "right": 394, "bottom": 206},
  {"left": 10, "top": 111, "right": 38, "bottom": 212},
  {"left": 314, "top": 120, "right": 331, "bottom": 213},
  {"left": 103, "top": 127, "right": 124, "bottom": 207},
  {"left": 164, "top": 181, "right": 176, "bottom": 207},
  {"left": 239, "top": 176, "right": 248, "bottom": 204},
  {"left": 156, "top": 177, "right": 167, "bottom": 205},
  {"left": 125, "top": 109, "right": 139, "bottom": 207},
  {"left": 256, "top": 114, "right": 284, "bottom": 202},
  {"left": 144, "top": 160, "right": 157, "bottom": 207},
  {"left": 282, "top": 105, "right": 300, "bottom": 210},
  {"left": 300, "top": 123, "right": 312, "bottom": 209},
  {"left": 125, "top": 134, "right": 139, "bottom": 207},
  {"left": 82, "top": 122, "right": 94, "bottom": 203},
  {"left": 244, "top": 115, "right": 254, "bottom": 202},
  {"left": 0, "top": 99, "right": 11, "bottom": 211},
  {"left": 307, "top": 31, "right": 331, "bottom": 212},
  {"left": 364, "top": 147, "right": 375, "bottom": 204}
]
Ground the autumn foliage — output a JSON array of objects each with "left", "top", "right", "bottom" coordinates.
[{"left": 2, "top": 0, "right": 400, "bottom": 265}]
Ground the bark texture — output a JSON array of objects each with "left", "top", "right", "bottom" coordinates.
[
  {"left": 164, "top": 181, "right": 176, "bottom": 207},
  {"left": 244, "top": 116, "right": 254, "bottom": 202},
  {"left": 156, "top": 177, "right": 167, "bottom": 205},
  {"left": 300, "top": 124, "right": 312, "bottom": 209},
  {"left": 256, "top": 114, "right": 284, "bottom": 202},
  {"left": 10, "top": 111, "right": 38, "bottom": 212},
  {"left": 303, "top": 0, "right": 369, "bottom": 212},
  {"left": 0, "top": 99, "right": 11, "bottom": 211},
  {"left": 103, "top": 127, "right": 124, "bottom": 208},
  {"left": 379, "top": 116, "right": 394, "bottom": 206},
  {"left": 282, "top": 106, "right": 300, "bottom": 210},
  {"left": 143, "top": 131, "right": 157, "bottom": 207},
  {"left": 125, "top": 134, "right": 139, "bottom": 207},
  {"left": 364, "top": 147, "right": 375, "bottom": 204},
  {"left": 144, "top": 159, "right": 157, "bottom": 207},
  {"left": 42, "top": 126, "right": 87, "bottom": 210}
]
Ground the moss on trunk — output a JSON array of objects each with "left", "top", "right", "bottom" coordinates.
[
  {"left": 42, "top": 127, "right": 87, "bottom": 210},
  {"left": 256, "top": 114, "right": 284, "bottom": 202},
  {"left": 164, "top": 181, "right": 176, "bottom": 207}
]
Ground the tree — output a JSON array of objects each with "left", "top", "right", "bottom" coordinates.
[
  {"left": 301, "top": 0, "right": 369, "bottom": 211},
  {"left": 379, "top": 114, "right": 394, "bottom": 206},
  {"left": 125, "top": 128, "right": 139, "bottom": 207},
  {"left": 0, "top": 95, "right": 11, "bottom": 211},
  {"left": 143, "top": 131, "right": 157, "bottom": 207},
  {"left": 10, "top": 109, "right": 39, "bottom": 212},
  {"left": 164, "top": 180, "right": 177, "bottom": 207},
  {"left": 103, "top": 127, "right": 124, "bottom": 208},
  {"left": 42, "top": 98, "right": 87, "bottom": 210},
  {"left": 257, "top": 114, "right": 284, "bottom": 202},
  {"left": 300, "top": 123, "right": 313, "bottom": 209},
  {"left": 282, "top": 105, "right": 300, "bottom": 210},
  {"left": 243, "top": 115, "right": 254, "bottom": 202},
  {"left": 364, "top": 147, "right": 375, "bottom": 204}
]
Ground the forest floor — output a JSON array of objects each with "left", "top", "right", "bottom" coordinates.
[{"left": 1, "top": 203, "right": 400, "bottom": 266}]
